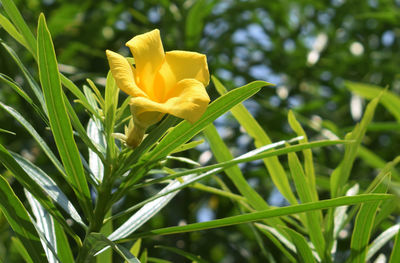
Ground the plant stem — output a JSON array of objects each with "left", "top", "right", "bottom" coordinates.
[{"left": 76, "top": 180, "right": 113, "bottom": 263}]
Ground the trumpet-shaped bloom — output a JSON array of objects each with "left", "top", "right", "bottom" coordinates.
[{"left": 106, "top": 29, "right": 210, "bottom": 147}]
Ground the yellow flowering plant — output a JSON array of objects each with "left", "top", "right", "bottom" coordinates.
[
  {"left": 0, "top": 2, "right": 396, "bottom": 263},
  {"left": 106, "top": 29, "right": 210, "bottom": 148}
]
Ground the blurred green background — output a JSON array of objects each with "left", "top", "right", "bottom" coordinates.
[{"left": 1, "top": 0, "right": 400, "bottom": 262}]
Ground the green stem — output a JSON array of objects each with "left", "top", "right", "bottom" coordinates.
[{"left": 76, "top": 180, "right": 113, "bottom": 263}]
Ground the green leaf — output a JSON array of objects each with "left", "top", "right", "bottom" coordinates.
[
  {"left": 104, "top": 71, "right": 119, "bottom": 159},
  {"left": 284, "top": 228, "right": 316, "bottom": 263},
  {"left": 0, "top": 144, "right": 82, "bottom": 243},
  {"left": 87, "top": 233, "right": 140, "bottom": 263},
  {"left": 349, "top": 174, "right": 389, "bottom": 263},
  {"left": 185, "top": 0, "right": 216, "bottom": 48},
  {"left": 330, "top": 96, "right": 380, "bottom": 197},
  {"left": 25, "top": 191, "right": 58, "bottom": 263},
  {"left": 203, "top": 124, "right": 271, "bottom": 210},
  {"left": 130, "top": 238, "right": 142, "bottom": 257},
  {"left": 0, "top": 176, "right": 46, "bottom": 262},
  {"left": 37, "top": 14, "right": 92, "bottom": 218},
  {"left": 11, "top": 237, "right": 34, "bottom": 263},
  {"left": 358, "top": 146, "right": 400, "bottom": 180},
  {"left": 367, "top": 224, "right": 400, "bottom": 261},
  {"left": 0, "top": 73, "right": 34, "bottom": 106},
  {"left": 0, "top": 13, "right": 29, "bottom": 49},
  {"left": 86, "top": 79, "right": 105, "bottom": 109},
  {"left": 0, "top": 127, "right": 15, "bottom": 135},
  {"left": 390, "top": 227, "right": 400, "bottom": 263},
  {"left": 11, "top": 152, "right": 85, "bottom": 226},
  {"left": 0, "top": 102, "right": 65, "bottom": 177},
  {"left": 60, "top": 74, "right": 97, "bottom": 117},
  {"left": 0, "top": 0, "right": 37, "bottom": 56},
  {"left": 54, "top": 221, "right": 74, "bottom": 263},
  {"left": 131, "top": 140, "right": 348, "bottom": 193},
  {"left": 288, "top": 151, "right": 325, "bottom": 259},
  {"left": 0, "top": 40, "right": 47, "bottom": 117},
  {"left": 346, "top": 81, "right": 400, "bottom": 122},
  {"left": 108, "top": 137, "right": 312, "bottom": 232},
  {"left": 87, "top": 119, "right": 106, "bottom": 184},
  {"left": 288, "top": 110, "right": 318, "bottom": 202},
  {"left": 212, "top": 76, "right": 296, "bottom": 204},
  {"left": 155, "top": 245, "right": 207, "bottom": 263},
  {"left": 123, "top": 194, "right": 393, "bottom": 240}
]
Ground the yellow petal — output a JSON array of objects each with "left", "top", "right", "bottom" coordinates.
[
  {"left": 154, "top": 51, "right": 209, "bottom": 103},
  {"left": 130, "top": 79, "right": 210, "bottom": 125},
  {"left": 106, "top": 50, "right": 147, "bottom": 98},
  {"left": 126, "top": 29, "right": 165, "bottom": 100}
]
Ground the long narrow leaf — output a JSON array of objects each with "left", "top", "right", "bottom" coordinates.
[
  {"left": 284, "top": 227, "right": 317, "bottom": 263},
  {"left": 37, "top": 14, "right": 92, "bottom": 218},
  {"left": 330, "top": 96, "right": 380, "bottom": 197},
  {"left": 0, "top": 143, "right": 82, "bottom": 243},
  {"left": 0, "top": 0, "right": 37, "bottom": 56},
  {"left": 288, "top": 151, "right": 325, "bottom": 259},
  {"left": 122, "top": 194, "right": 393, "bottom": 240},
  {"left": 212, "top": 76, "right": 297, "bottom": 204},
  {"left": 349, "top": 174, "right": 389, "bottom": 262},
  {"left": 0, "top": 40, "right": 47, "bottom": 116},
  {"left": 0, "top": 176, "right": 46, "bottom": 262},
  {"left": 0, "top": 102, "right": 64, "bottom": 176},
  {"left": 88, "top": 119, "right": 106, "bottom": 183},
  {"left": 367, "top": 224, "right": 400, "bottom": 261},
  {"left": 25, "top": 191, "right": 58, "bottom": 263},
  {"left": 0, "top": 13, "right": 29, "bottom": 49},
  {"left": 346, "top": 81, "right": 400, "bottom": 122},
  {"left": 12, "top": 152, "right": 85, "bottom": 226}
]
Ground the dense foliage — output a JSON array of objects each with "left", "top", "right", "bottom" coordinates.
[{"left": 0, "top": 0, "right": 399, "bottom": 262}]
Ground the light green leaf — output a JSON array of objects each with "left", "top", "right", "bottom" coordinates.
[
  {"left": 130, "top": 238, "right": 142, "bottom": 257},
  {"left": 0, "top": 102, "right": 64, "bottom": 176},
  {"left": 212, "top": 76, "right": 296, "bottom": 204},
  {"left": 54, "top": 221, "right": 74, "bottom": 263},
  {"left": 88, "top": 119, "right": 106, "bottom": 183},
  {"left": 185, "top": 0, "right": 215, "bottom": 48},
  {"left": 284, "top": 228, "right": 317, "bottom": 263},
  {"left": 131, "top": 139, "right": 348, "bottom": 192},
  {"left": 0, "top": 40, "right": 47, "bottom": 117},
  {"left": 0, "top": 0, "right": 37, "bottom": 56},
  {"left": 349, "top": 174, "right": 389, "bottom": 263},
  {"left": 104, "top": 71, "right": 119, "bottom": 159},
  {"left": 288, "top": 110, "right": 318, "bottom": 202},
  {"left": 0, "top": 13, "right": 29, "bottom": 49},
  {"left": 109, "top": 137, "right": 309, "bottom": 228},
  {"left": 203, "top": 124, "right": 270, "bottom": 210},
  {"left": 390, "top": 227, "right": 400, "bottom": 263},
  {"left": 0, "top": 144, "right": 82, "bottom": 242},
  {"left": 0, "top": 176, "right": 46, "bottom": 262},
  {"left": 25, "top": 191, "right": 58, "bottom": 263},
  {"left": 37, "top": 14, "right": 92, "bottom": 218},
  {"left": 87, "top": 233, "right": 141, "bottom": 263},
  {"left": 11, "top": 237, "right": 34, "bottom": 263},
  {"left": 123, "top": 194, "right": 393, "bottom": 240},
  {"left": 288, "top": 151, "right": 325, "bottom": 259},
  {"left": 346, "top": 81, "right": 400, "bottom": 122},
  {"left": 367, "top": 224, "right": 399, "bottom": 261},
  {"left": 330, "top": 96, "right": 380, "bottom": 197},
  {"left": 12, "top": 152, "right": 85, "bottom": 226}
]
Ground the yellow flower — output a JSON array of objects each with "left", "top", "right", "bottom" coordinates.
[{"left": 106, "top": 29, "right": 210, "bottom": 148}]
